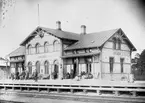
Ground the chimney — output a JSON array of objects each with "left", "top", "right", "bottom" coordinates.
[
  {"left": 81, "top": 25, "right": 86, "bottom": 34},
  {"left": 56, "top": 21, "right": 61, "bottom": 30}
]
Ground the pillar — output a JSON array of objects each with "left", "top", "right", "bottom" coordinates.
[
  {"left": 49, "top": 64, "right": 53, "bottom": 79},
  {"left": 100, "top": 52, "right": 102, "bottom": 80},
  {"left": 58, "top": 59, "right": 63, "bottom": 80},
  {"left": 92, "top": 56, "right": 95, "bottom": 78},
  {"left": 59, "top": 39, "right": 63, "bottom": 79},
  {"left": 76, "top": 58, "right": 79, "bottom": 76}
]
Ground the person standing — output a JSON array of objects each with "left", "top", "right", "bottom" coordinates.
[
  {"left": 33, "top": 69, "right": 38, "bottom": 82},
  {"left": 25, "top": 70, "right": 29, "bottom": 80},
  {"left": 15, "top": 71, "right": 20, "bottom": 80}
]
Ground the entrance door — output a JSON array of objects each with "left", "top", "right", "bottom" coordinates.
[
  {"left": 54, "top": 60, "right": 59, "bottom": 79},
  {"left": 73, "top": 63, "right": 77, "bottom": 78},
  {"left": 86, "top": 63, "right": 91, "bottom": 73},
  {"left": 86, "top": 58, "right": 92, "bottom": 74},
  {"left": 73, "top": 58, "right": 78, "bottom": 78}
]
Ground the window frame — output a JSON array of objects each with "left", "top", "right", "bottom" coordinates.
[
  {"left": 120, "top": 58, "right": 124, "bottom": 73},
  {"left": 28, "top": 62, "right": 32, "bottom": 74},
  {"left": 113, "top": 38, "right": 116, "bottom": 49},
  {"left": 44, "top": 42, "right": 49, "bottom": 53},
  {"left": 35, "top": 43, "right": 40, "bottom": 54},
  {"left": 27, "top": 44, "right": 32, "bottom": 55},
  {"left": 53, "top": 40, "right": 60, "bottom": 52},
  {"left": 35, "top": 61, "right": 40, "bottom": 73},
  {"left": 109, "top": 57, "right": 114, "bottom": 73},
  {"left": 44, "top": 60, "right": 49, "bottom": 74},
  {"left": 118, "top": 39, "right": 121, "bottom": 50}
]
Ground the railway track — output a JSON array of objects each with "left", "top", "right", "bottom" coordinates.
[{"left": 0, "top": 90, "right": 145, "bottom": 103}]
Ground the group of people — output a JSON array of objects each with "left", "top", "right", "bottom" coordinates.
[
  {"left": 10, "top": 69, "right": 38, "bottom": 82},
  {"left": 64, "top": 70, "right": 93, "bottom": 80}
]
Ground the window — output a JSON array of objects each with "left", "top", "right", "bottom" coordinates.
[
  {"left": 113, "top": 37, "right": 121, "bottom": 50},
  {"left": 118, "top": 39, "right": 121, "bottom": 50},
  {"left": 28, "top": 62, "right": 32, "bottom": 74},
  {"left": 53, "top": 40, "right": 60, "bottom": 51},
  {"left": 44, "top": 42, "right": 49, "bottom": 53},
  {"left": 36, "top": 61, "right": 40, "bottom": 73},
  {"left": 109, "top": 57, "right": 114, "bottom": 73},
  {"left": 113, "top": 38, "right": 116, "bottom": 49},
  {"left": 120, "top": 58, "right": 124, "bottom": 73},
  {"left": 44, "top": 61, "right": 49, "bottom": 74},
  {"left": 27, "top": 44, "right": 32, "bottom": 54},
  {"left": 35, "top": 43, "right": 40, "bottom": 54}
]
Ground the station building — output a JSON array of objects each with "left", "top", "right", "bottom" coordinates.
[
  {"left": 8, "top": 21, "right": 136, "bottom": 81},
  {"left": 8, "top": 46, "right": 25, "bottom": 74},
  {"left": 0, "top": 57, "right": 10, "bottom": 79}
]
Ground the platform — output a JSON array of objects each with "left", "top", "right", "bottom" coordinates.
[
  {"left": 0, "top": 79, "right": 145, "bottom": 97},
  {"left": 0, "top": 79, "right": 145, "bottom": 86}
]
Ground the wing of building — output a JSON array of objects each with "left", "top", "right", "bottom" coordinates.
[{"left": 8, "top": 21, "right": 136, "bottom": 81}]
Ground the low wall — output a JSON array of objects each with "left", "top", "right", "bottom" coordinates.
[{"left": 102, "top": 73, "right": 129, "bottom": 81}]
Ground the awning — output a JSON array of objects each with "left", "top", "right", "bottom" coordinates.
[{"left": 61, "top": 51, "right": 100, "bottom": 58}]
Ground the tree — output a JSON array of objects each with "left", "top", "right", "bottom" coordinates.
[
  {"left": 139, "top": 49, "right": 145, "bottom": 74},
  {"left": 132, "top": 50, "right": 145, "bottom": 75}
]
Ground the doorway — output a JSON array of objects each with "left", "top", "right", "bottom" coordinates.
[
  {"left": 86, "top": 63, "right": 91, "bottom": 74},
  {"left": 53, "top": 60, "right": 59, "bottom": 79},
  {"left": 85, "top": 57, "right": 92, "bottom": 74},
  {"left": 72, "top": 58, "right": 78, "bottom": 78}
]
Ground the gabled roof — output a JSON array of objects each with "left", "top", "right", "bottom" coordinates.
[
  {"left": 20, "top": 26, "right": 80, "bottom": 46},
  {"left": 65, "top": 28, "right": 136, "bottom": 51},
  {"left": 8, "top": 46, "right": 25, "bottom": 57}
]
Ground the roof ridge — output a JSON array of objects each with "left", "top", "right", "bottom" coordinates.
[
  {"left": 87, "top": 28, "right": 120, "bottom": 34},
  {"left": 65, "top": 28, "right": 121, "bottom": 50},
  {"left": 40, "top": 26, "right": 79, "bottom": 35}
]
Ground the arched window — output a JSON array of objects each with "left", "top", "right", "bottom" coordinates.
[
  {"left": 44, "top": 42, "right": 49, "bottom": 53},
  {"left": 44, "top": 61, "right": 49, "bottom": 74},
  {"left": 35, "top": 43, "right": 40, "bottom": 54},
  {"left": 36, "top": 61, "right": 40, "bottom": 73},
  {"left": 53, "top": 40, "right": 60, "bottom": 51},
  {"left": 27, "top": 44, "right": 32, "bottom": 54},
  {"left": 28, "top": 62, "right": 32, "bottom": 74}
]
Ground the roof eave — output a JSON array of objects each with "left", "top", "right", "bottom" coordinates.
[
  {"left": 20, "top": 26, "right": 40, "bottom": 46},
  {"left": 120, "top": 28, "right": 137, "bottom": 52}
]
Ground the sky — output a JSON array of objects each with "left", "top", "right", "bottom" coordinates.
[{"left": 0, "top": 0, "right": 145, "bottom": 58}]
